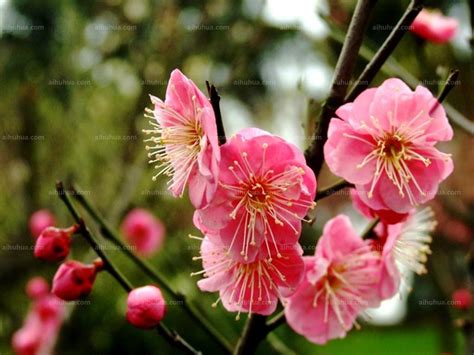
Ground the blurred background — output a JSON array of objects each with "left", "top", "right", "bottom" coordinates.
[{"left": 0, "top": 0, "right": 473, "bottom": 354}]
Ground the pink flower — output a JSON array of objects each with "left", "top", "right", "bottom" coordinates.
[
  {"left": 324, "top": 78, "right": 453, "bottom": 214},
  {"left": 284, "top": 215, "right": 380, "bottom": 344},
  {"left": 34, "top": 226, "right": 77, "bottom": 262},
  {"left": 194, "top": 236, "right": 305, "bottom": 319},
  {"left": 411, "top": 9, "right": 458, "bottom": 44},
  {"left": 121, "top": 209, "right": 165, "bottom": 256},
  {"left": 143, "top": 69, "right": 220, "bottom": 208},
  {"left": 52, "top": 260, "right": 102, "bottom": 301},
  {"left": 126, "top": 285, "right": 167, "bottom": 328},
  {"left": 196, "top": 128, "right": 316, "bottom": 262},
  {"left": 26, "top": 277, "right": 50, "bottom": 300},
  {"left": 368, "top": 208, "right": 436, "bottom": 300},
  {"left": 452, "top": 288, "right": 472, "bottom": 310},
  {"left": 12, "top": 283, "right": 65, "bottom": 355},
  {"left": 350, "top": 189, "right": 409, "bottom": 224},
  {"left": 29, "top": 209, "right": 56, "bottom": 239}
]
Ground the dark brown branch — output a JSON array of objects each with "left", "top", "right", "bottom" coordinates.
[
  {"left": 345, "top": 0, "right": 425, "bottom": 102},
  {"left": 233, "top": 315, "right": 268, "bottom": 355},
  {"left": 55, "top": 181, "right": 201, "bottom": 355},
  {"left": 305, "top": 0, "right": 378, "bottom": 177},
  {"left": 430, "top": 69, "right": 460, "bottom": 114},
  {"left": 315, "top": 179, "right": 353, "bottom": 202},
  {"left": 361, "top": 218, "right": 380, "bottom": 240},
  {"left": 206, "top": 81, "right": 226, "bottom": 145}
]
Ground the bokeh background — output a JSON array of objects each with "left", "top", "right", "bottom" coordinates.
[{"left": 1, "top": 0, "right": 473, "bottom": 354}]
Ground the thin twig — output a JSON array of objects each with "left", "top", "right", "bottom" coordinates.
[
  {"left": 69, "top": 184, "right": 233, "bottom": 353},
  {"left": 266, "top": 310, "right": 286, "bottom": 332},
  {"left": 233, "top": 315, "right": 268, "bottom": 355},
  {"left": 345, "top": 0, "right": 425, "bottom": 102},
  {"left": 361, "top": 218, "right": 380, "bottom": 240},
  {"left": 55, "top": 181, "right": 202, "bottom": 355},
  {"left": 206, "top": 81, "right": 226, "bottom": 145},
  {"left": 305, "top": 0, "right": 378, "bottom": 177},
  {"left": 430, "top": 69, "right": 459, "bottom": 114},
  {"left": 315, "top": 179, "right": 353, "bottom": 202}
]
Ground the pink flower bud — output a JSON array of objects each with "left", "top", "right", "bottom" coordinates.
[
  {"left": 121, "top": 209, "right": 165, "bottom": 256},
  {"left": 452, "top": 288, "right": 472, "bottom": 310},
  {"left": 52, "top": 260, "right": 100, "bottom": 301},
  {"left": 26, "top": 277, "right": 50, "bottom": 300},
  {"left": 29, "top": 209, "right": 56, "bottom": 239},
  {"left": 126, "top": 286, "right": 166, "bottom": 328},
  {"left": 34, "top": 226, "right": 77, "bottom": 262},
  {"left": 34, "top": 294, "right": 64, "bottom": 321},
  {"left": 12, "top": 326, "right": 41, "bottom": 355}
]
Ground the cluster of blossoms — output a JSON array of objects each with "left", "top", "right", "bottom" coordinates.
[
  {"left": 12, "top": 277, "right": 65, "bottom": 355},
  {"left": 145, "top": 70, "right": 454, "bottom": 344}
]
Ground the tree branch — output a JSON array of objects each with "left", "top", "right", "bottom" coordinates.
[
  {"left": 315, "top": 179, "right": 353, "bottom": 202},
  {"left": 345, "top": 0, "right": 425, "bottom": 102},
  {"left": 430, "top": 69, "right": 459, "bottom": 114},
  {"left": 305, "top": 0, "right": 378, "bottom": 177},
  {"left": 55, "top": 181, "right": 202, "bottom": 355},
  {"left": 206, "top": 81, "right": 226, "bottom": 145},
  {"left": 233, "top": 315, "right": 268, "bottom": 355},
  {"left": 69, "top": 184, "right": 232, "bottom": 353}
]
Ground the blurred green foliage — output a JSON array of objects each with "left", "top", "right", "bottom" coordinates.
[{"left": 1, "top": 0, "right": 473, "bottom": 354}]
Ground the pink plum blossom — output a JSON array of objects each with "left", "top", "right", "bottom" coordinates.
[
  {"left": 367, "top": 208, "right": 436, "bottom": 300},
  {"left": 26, "top": 277, "right": 50, "bottom": 300},
  {"left": 126, "top": 285, "right": 167, "bottom": 328},
  {"left": 411, "top": 9, "right": 458, "bottom": 44},
  {"left": 52, "top": 260, "right": 102, "bottom": 301},
  {"left": 196, "top": 128, "right": 316, "bottom": 262},
  {"left": 284, "top": 215, "right": 380, "bottom": 344},
  {"left": 324, "top": 78, "right": 453, "bottom": 214},
  {"left": 143, "top": 69, "right": 220, "bottom": 209},
  {"left": 194, "top": 236, "right": 305, "bottom": 319},
  {"left": 34, "top": 225, "right": 77, "bottom": 262},
  {"left": 12, "top": 279, "right": 65, "bottom": 355},
  {"left": 121, "top": 209, "right": 165, "bottom": 256},
  {"left": 29, "top": 209, "right": 56, "bottom": 239},
  {"left": 350, "top": 189, "right": 409, "bottom": 224}
]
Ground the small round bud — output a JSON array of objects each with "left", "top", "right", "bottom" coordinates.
[
  {"left": 126, "top": 286, "right": 166, "bottom": 329},
  {"left": 29, "top": 209, "right": 56, "bottom": 239},
  {"left": 34, "top": 226, "right": 77, "bottom": 262},
  {"left": 452, "top": 288, "right": 472, "bottom": 310},
  {"left": 26, "top": 277, "right": 50, "bottom": 300},
  {"left": 121, "top": 209, "right": 165, "bottom": 256},
  {"left": 52, "top": 260, "right": 99, "bottom": 301}
]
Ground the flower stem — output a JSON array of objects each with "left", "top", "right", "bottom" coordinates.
[
  {"left": 345, "top": 0, "right": 425, "bottom": 102},
  {"left": 55, "top": 181, "right": 202, "bottom": 355},
  {"left": 315, "top": 179, "right": 353, "bottom": 202},
  {"left": 69, "top": 184, "right": 233, "bottom": 353},
  {"left": 206, "top": 81, "right": 226, "bottom": 145},
  {"left": 305, "top": 0, "right": 378, "bottom": 177},
  {"left": 430, "top": 69, "right": 459, "bottom": 114}
]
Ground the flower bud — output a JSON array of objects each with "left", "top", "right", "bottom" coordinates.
[
  {"left": 34, "top": 226, "right": 77, "bottom": 262},
  {"left": 121, "top": 209, "right": 165, "bottom": 256},
  {"left": 26, "top": 277, "right": 50, "bottom": 300},
  {"left": 452, "top": 288, "right": 472, "bottom": 310},
  {"left": 29, "top": 209, "right": 56, "bottom": 239},
  {"left": 12, "top": 326, "right": 41, "bottom": 355},
  {"left": 126, "top": 285, "right": 166, "bottom": 328},
  {"left": 52, "top": 260, "right": 101, "bottom": 301}
]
